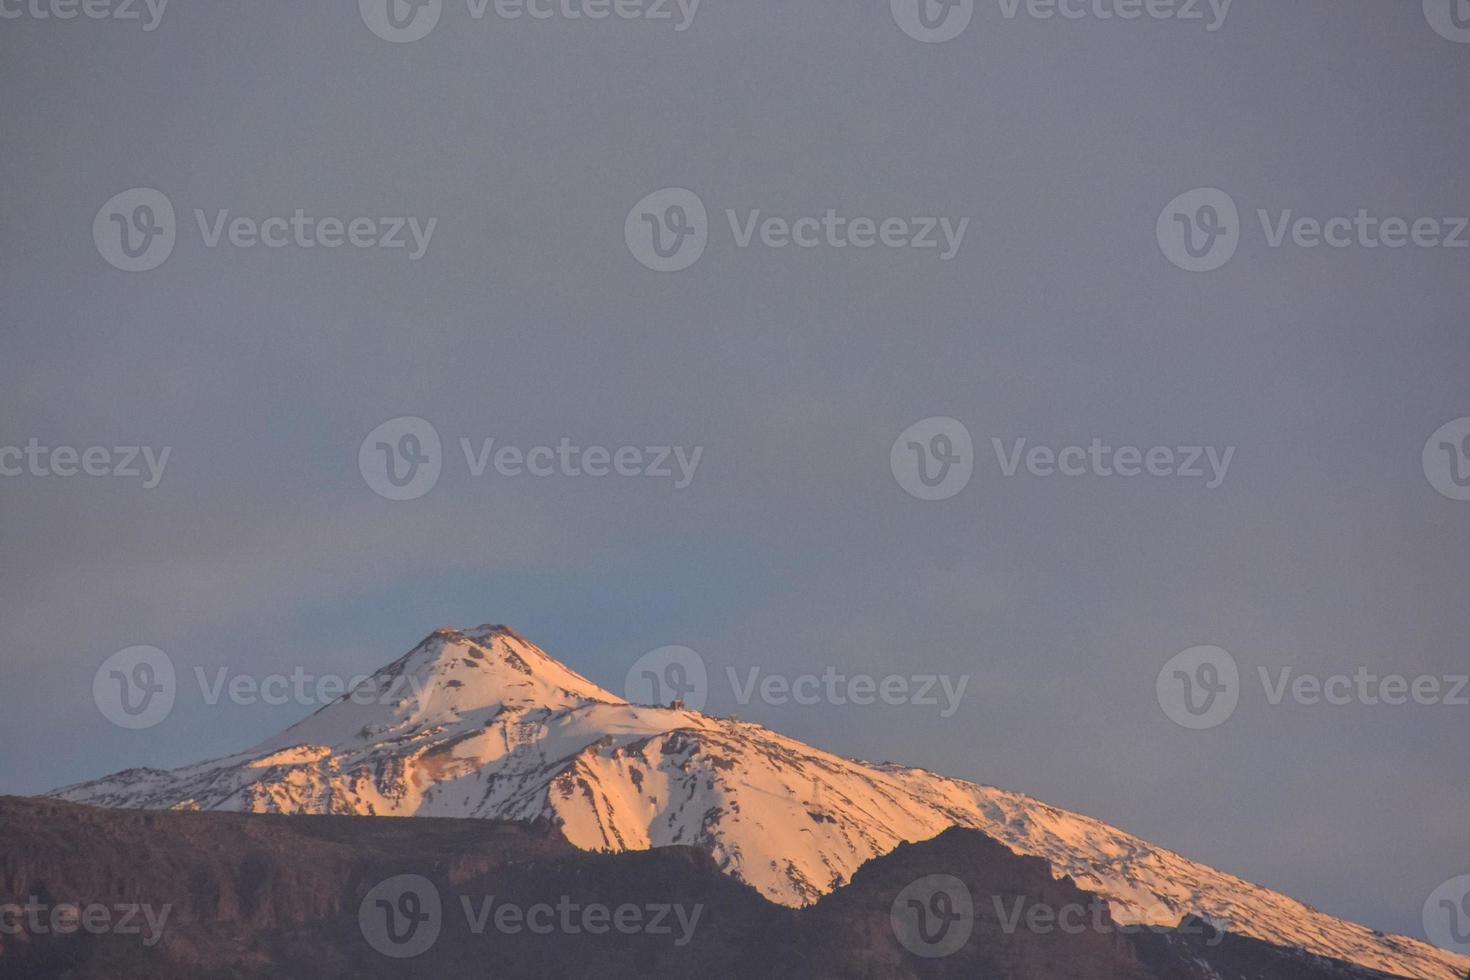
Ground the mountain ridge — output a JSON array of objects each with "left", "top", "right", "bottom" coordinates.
[{"left": 49, "top": 625, "right": 1470, "bottom": 980}]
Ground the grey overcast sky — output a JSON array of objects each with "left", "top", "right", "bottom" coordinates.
[{"left": 2, "top": 0, "right": 1467, "bottom": 947}]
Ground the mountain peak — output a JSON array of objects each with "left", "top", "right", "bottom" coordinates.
[
  {"left": 467, "top": 622, "right": 526, "bottom": 641},
  {"left": 428, "top": 623, "right": 525, "bottom": 643},
  {"left": 253, "top": 623, "right": 624, "bottom": 753}
]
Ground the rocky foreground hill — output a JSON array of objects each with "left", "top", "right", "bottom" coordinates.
[{"left": 0, "top": 796, "right": 1433, "bottom": 979}]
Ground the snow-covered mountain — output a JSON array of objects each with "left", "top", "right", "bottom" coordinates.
[{"left": 52, "top": 625, "right": 1468, "bottom": 980}]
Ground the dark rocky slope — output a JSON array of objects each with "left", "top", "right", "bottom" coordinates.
[{"left": 0, "top": 797, "right": 1416, "bottom": 979}]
